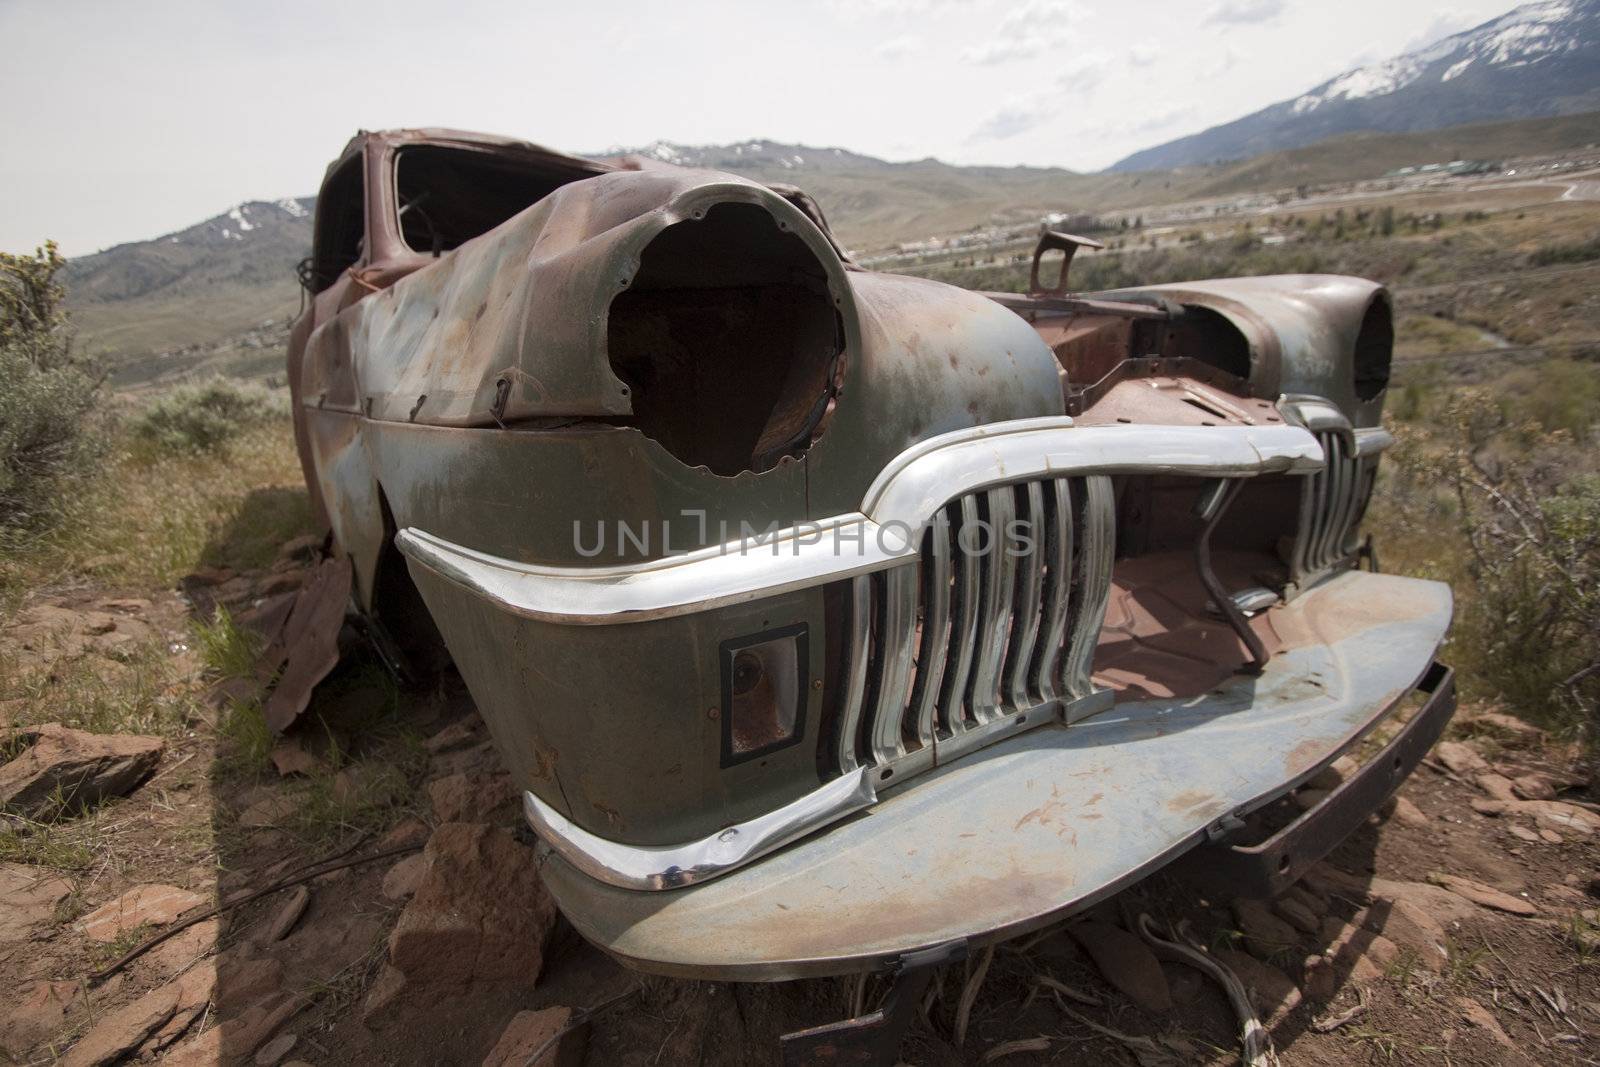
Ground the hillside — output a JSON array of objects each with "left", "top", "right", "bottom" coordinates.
[
  {"left": 1113, "top": 0, "right": 1600, "bottom": 172},
  {"left": 62, "top": 108, "right": 1600, "bottom": 384}
]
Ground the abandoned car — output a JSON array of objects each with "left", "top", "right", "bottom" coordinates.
[{"left": 288, "top": 129, "right": 1455, "bottom": 995}]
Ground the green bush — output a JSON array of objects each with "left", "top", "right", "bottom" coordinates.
[
  {"left": 0, "top": 243, "right": 102, "bottom": 538},
  {"left": 132, "top": 377, "right": 285, "bottom": 454}
]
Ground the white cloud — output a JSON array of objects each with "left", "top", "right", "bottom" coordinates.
[
  {"left": 828, "top": 0, "right": 974, "bottom": 19},
  {"left": 967, "top": 52, "right": 1109, "bottom": 141},
  {"left": 961, "top": 37, "right": 1048, "bottom": 65},
  {"left": 875, "top": 34, "right": 925, "bottom": 60},
  {"left": 969, "top": 96, "right": 1059, "bottom": 141},
  {"left": 1204, "top": 0, "right": 1287, "bottom": 26},
  {"left": 1128, "top": 43, "right": 1161, "bottom": 67},
  {"left": 960, "top": 0, "right": 1085, "bottom": 66}
]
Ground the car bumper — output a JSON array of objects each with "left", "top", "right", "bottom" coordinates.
[{"left": 531, "top": 568, "right": 1453, "bottom": 980}]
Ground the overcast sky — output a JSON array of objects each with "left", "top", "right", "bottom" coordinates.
[{"left": 0, "top": 0, "right": 1516, "bottom": 256}]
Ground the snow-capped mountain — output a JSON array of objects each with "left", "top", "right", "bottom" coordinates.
[
  {"left": 1112, "top": 0, "right": 1600, "bottom": 172},
  {"left": 63, "top": 198, "right": 315, "bottom": 304},
  {"left": 596, "top": 139, "right": 895, "bottom": 172}
]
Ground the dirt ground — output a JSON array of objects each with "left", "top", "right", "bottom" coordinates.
[{"left": 1, "top": 547, "right": 1596, "bottom": 1067}]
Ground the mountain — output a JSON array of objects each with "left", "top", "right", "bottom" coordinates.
[
  {"left": 65, "top": 199, "right": 313, "bottom": 382},
  {"left": 62, "top": 108, "right": 1600, "bottom": 385},
  {"left": 1112, "top": 0, "right": 1600, "bottom": 172},
  {"left": 603, "top": 139, "right": 898, "bottom": 172}
]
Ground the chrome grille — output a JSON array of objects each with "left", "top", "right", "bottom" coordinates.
[
  {"left": 1293, "top": 428, "right": 1376, "bottom": 582},
  {"left": 836, "top": 475, "right": 1115, "bottom": 775}
]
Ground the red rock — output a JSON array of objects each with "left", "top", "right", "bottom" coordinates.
[
  {"left": 262, "top": 885, "right": 309, "bottom": 942},
  {"left": 226, "top": 993, "right": 307, "bottom": 1054},
  {"left": 1508, "top": 824, "right": 1542, "bottom": 843},
  {"left": 1434, "top": 741, "right": 1490, "bottom": 776},
  {"left": 427, "top": 771, "right": 517, "bottom": 823},
  {"left": 159, "top": 1026, "right": 224, "bottom": 1067},
  {"left": 1457, "top": 997, "right": 1513, "bottom": 1047},
  {"left": 1272, "top": 896, "right": 1320, "bottom": 934},
  {"left": 146, "top": 919, "right": 220, "bottom": 974},
  {"left": 360, "top": 963, "right": 408, "bottom": 1023},
  {"left": 239, "top": 792, "right": 300, "bottom": 828},
  {"left": 258, "top": 571, "right": 305, "bottom": 597},
  {"left": 1213, "top": 949, "right": 1302, "bottom": 1023},
  {"left": 255, "top": 1031, "right": 298, "bottom": 1065},
  {"left": 1511, "top": 774, "right": 1557, "bottom": 801},
  {"left": 1068, "top": 920, "right": 1172, "bottom": 1012},
  {"left": 0, "top": 723, "right": 163, "bottom": 817},
  {"left": 77, "top": 883, "right": 206, "bottom": 942},
  {"left": 381, "top": 854, "right": 426, "bottom": 901},
  {"left": 1, "top": 980, "right": 80, "bottom": 1056},
  {"left": 424, "top": 719, "right": 481, "bottom": 755},
  {"left": 1463, "top": 711, "right": 1543, "bottom": 745},
  {"left": 60, "top": 963, "right": 213, "bottom": 1067},
  {"left": 1387, "top": 795, "right": 1429, "bottom": 827},
  {"left": 1472, "top": 777, "right": 1510, "bottom": 799},
  {"left": 1300, "top": 955, "right": 1335, "bottom": 1002},
  {"left": 1319, "top": 918, "right": 1398, "bottom": 984},
  {"left": 481, "top": 1006, "right": 585, "bottom": 1067},
  {"left": 378, "top": 818, "right": 431, "bottom": 849},
  {"left": 1369, "top": 878, "right": 1480, "bottom": 926},
  {"left": 1233, "top": 899, "right": 1301, "bottom": 959},
  {"left": 269, "top": 739, "right": 324, "bottom": 778},
  {"left": 1429, "top": 873, "right": 1538, "bottom": 916},
  {"left": 219, "top": 954, "right": 285, "bottom": 1002},
  {"left": 387, "top": 823, "right": 558, "bottom": 986},
  {"left": 1356, "top": 898, "right": 1447, "bottom": 970},
  {"left": 0, "top": 862, "right": 73, "bottom": 942}
]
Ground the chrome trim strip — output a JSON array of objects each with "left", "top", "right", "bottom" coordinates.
[
  {"left": 835, "top": 576, "right": 872, "bottom": 773},
  {"left": 1005, "top": 481, "right": 1047, "bottom": 709},
  {"left": 939, "top": 496, "right": 982, "bottom": 732},
  {"left": 397, "top": 514, "right": 915, "bottom": 626},
  {"left": 1352, "top": 426, "right": 1394, "bottom": 457},
  {"left": 869, "top": 567, "right": 918, "bottom": 763},
  {"left": 968, "top": 488, "right": 1016, "bottom": 722},
  {"left": 908, "top": 520, "right": 950, "bottom": 750},
  {"left": 1064, "top": 477, "right": 1115, "bottom": 704},
  {"left": 524, "top": 770, "right": 878, "bottom": 891},
  {"left": 1033, "top": 478, "right": 1074, "bottom": 703},
  {"left": 862, "top": 420, "right": 1324, "bottom": 532}
]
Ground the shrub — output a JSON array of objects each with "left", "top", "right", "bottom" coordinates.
[
  {"left": 1392, "top": 391, "right": 1600, "bottom": 745},
  {"left": 1527, "top": 235, "right": 1600, "bottom": 268},
  {"left": 0, "top": 243, "right": 103, "bottom": 538},
  {"left": 132, "top": 376, "right": 285, "bottom": 454}
]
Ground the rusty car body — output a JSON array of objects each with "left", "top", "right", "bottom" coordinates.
[{"left": 289, "top": 128, "right": 1455, "bottom": 991}]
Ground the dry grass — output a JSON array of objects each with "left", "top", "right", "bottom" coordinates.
[{"left": 0, "top": 415, "right": 307, "bottom": 614}]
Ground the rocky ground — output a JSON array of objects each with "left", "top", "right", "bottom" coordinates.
[{"left": 1, "top": 542, "right": 1596, "bottom": 1066}]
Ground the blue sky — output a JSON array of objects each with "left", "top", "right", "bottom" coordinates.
[{"left": 0, "top": 0, "right": 1513, "bottom": 255}]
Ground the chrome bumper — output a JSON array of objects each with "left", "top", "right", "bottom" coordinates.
[{"left": 538, "top": 569, "right": 1453, "bottom": 980}]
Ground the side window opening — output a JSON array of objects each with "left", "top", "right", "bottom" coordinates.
[
  {"left": 394, "top": 146, "right": 594, "bottom": 256},
  {"left": 302, "top": 155, "right": 364, "bottom": 293}
]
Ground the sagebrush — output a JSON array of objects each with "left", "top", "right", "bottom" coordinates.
[
  {"left": 132, "top": 376, "right": 286, "bottom": 453},
  {"left": 0, "top": 243, "right": 103, "bottom": 538}
]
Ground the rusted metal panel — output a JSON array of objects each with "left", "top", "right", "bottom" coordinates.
[{"left": 261, "top": 557, "right": 352, "bottom": 733}]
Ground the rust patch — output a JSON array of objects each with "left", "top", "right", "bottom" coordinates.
[{"left": 1166, "top": 789, "right": 1214, "bottom": 813}]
